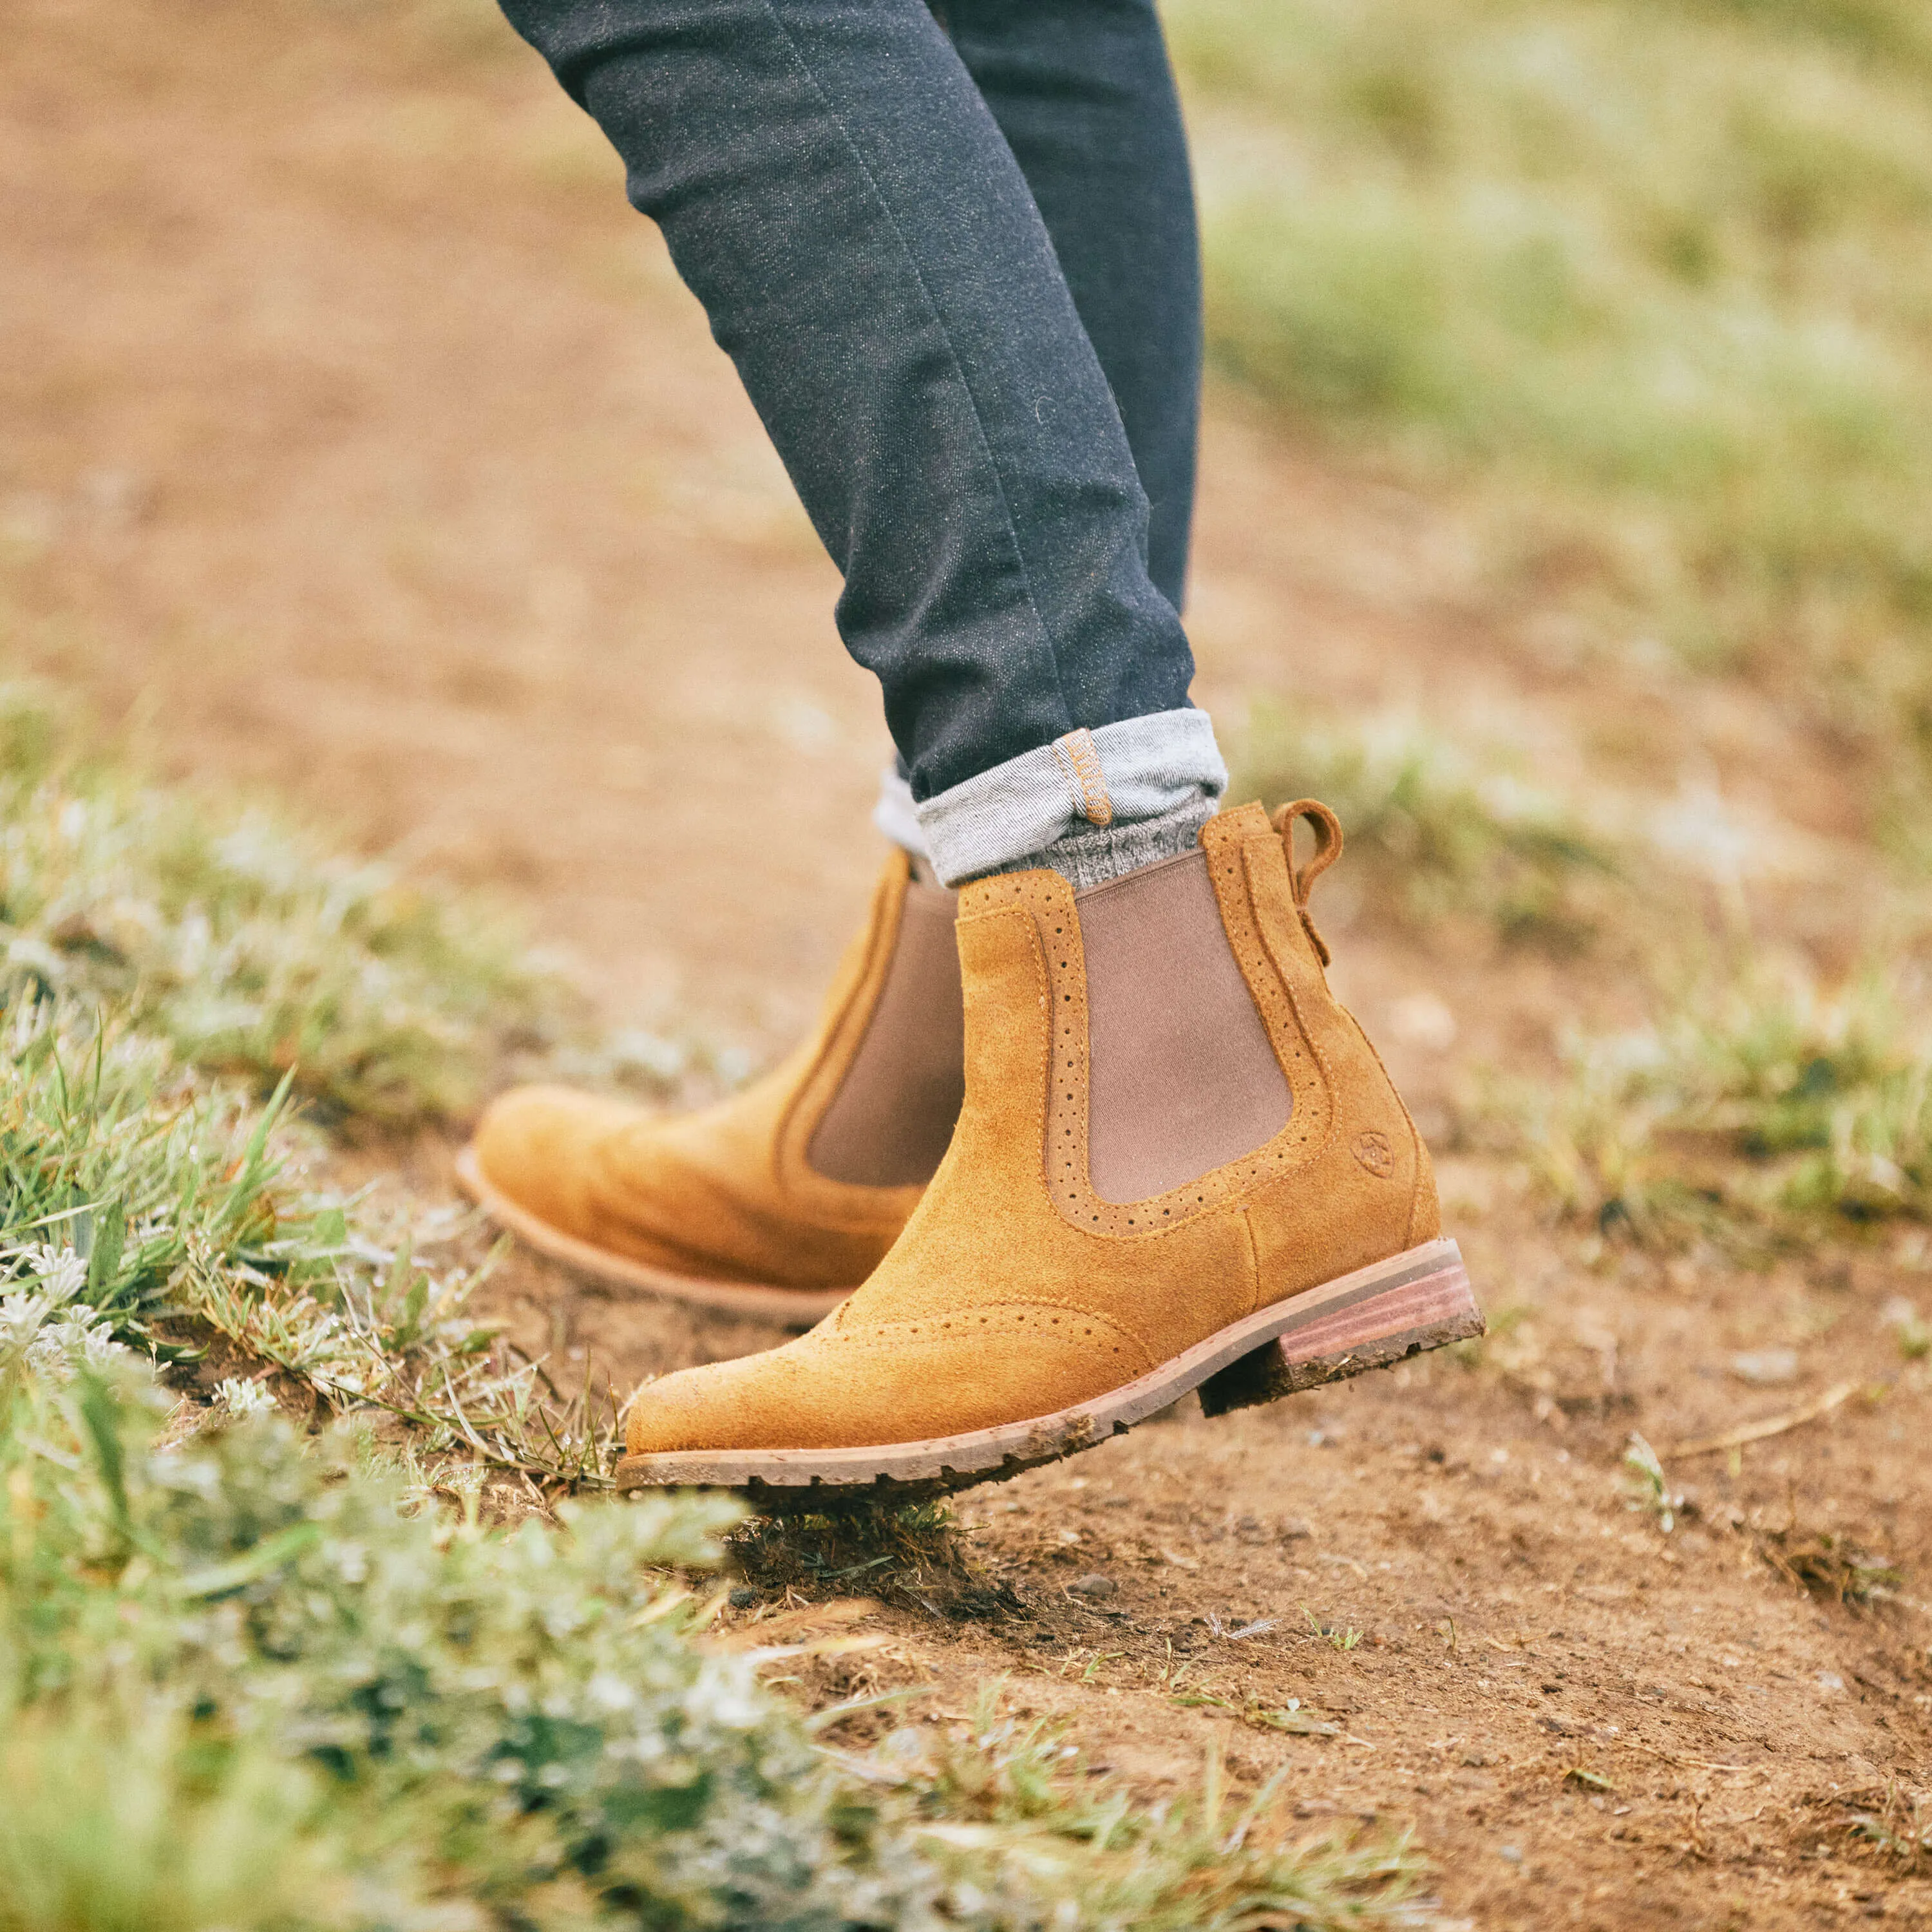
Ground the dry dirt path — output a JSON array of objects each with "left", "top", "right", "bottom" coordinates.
[{"left": 6, "top": 3, "right": 1930, "bottom": 1926}]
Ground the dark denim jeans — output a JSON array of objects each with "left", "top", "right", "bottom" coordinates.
[{"left": 496, "top": 0, "right": 1203, "bottom": 807}]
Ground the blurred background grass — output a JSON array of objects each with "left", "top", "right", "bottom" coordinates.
[{"left": 1172, "top": 0, "right": 1932, "bottom": 842}]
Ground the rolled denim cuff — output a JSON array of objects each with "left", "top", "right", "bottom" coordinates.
[
  {"left": 871, "top": 766, "right": 932, "bottom": 860},
  {"left": 911, "top": 708, "right": 1228, "bottom": 887}
]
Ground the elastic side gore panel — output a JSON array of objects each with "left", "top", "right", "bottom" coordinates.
[
  {"left": 808, "top": 880, "right": 965, "bottom": 1186},
  {"left": 1078, "top": 849, "right": 1291, "bottom": 1204}
]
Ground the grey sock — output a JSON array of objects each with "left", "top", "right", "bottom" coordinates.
[{"left": 985, "top": 795, "right": 1217, "bottom": 891}]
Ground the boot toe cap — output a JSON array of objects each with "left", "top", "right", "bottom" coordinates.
[
  {"left": 625, "top": 1353, "right": 802, "bottom": 1457},
  {"left": 470, "top": 1084, "right": 638, "bottom": 1237},
  {"left": 621, "top": 1311, "right": 1152, "bottom": 1459},
  {"left": 469, "top": 1083, "right": 878, "bottom": 1290}
]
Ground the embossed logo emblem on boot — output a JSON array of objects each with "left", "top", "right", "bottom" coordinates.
[{"left": 1352, "top": 1130, "right": 1394, "bottom": 1178}]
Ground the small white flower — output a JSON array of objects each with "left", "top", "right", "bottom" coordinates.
[
  {"left": 217, "top": 1378, "right": 276, "bottom": 1419},
  {"left": 1, "top": 1246, "right": 128, "bottom": 1380}
]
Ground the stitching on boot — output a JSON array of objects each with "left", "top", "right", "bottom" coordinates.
[
  {"left": 1237, "top": 833, "right": 1345, "bottom": 1168},
  {"left": 828, "top": 1301, "right": 1157, "bottom": 1373},
  {"left": 1010, "top": 886, "right": 1052, "bottom": 1174},
  {"left": 1236, "top": 1202, "right": 1263, "bottom": 1319},
  {"left": 1210, "top": 824, "right": 1335, "bottom": 1166},
  {"left": 1404, "top": 1110, "right": 1429, "bottom": 1246}
]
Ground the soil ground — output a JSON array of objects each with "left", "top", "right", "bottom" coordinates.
[{"left": 6, "top": 3, "right": 1930, "bottom": 1924}]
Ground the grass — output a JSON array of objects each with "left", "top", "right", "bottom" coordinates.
[
  {"left": 910, "top": 1701, "right": 1433, "bottom": 1931},
  {"left": 1620, "top": 1432, "right": 1682, "bottom": 1534},
  {"left": 725, "top": 1504, "right": 1023, "bottom": 1621},
  {"left": 1756, "top": 1524, "right": 1902, "bottom": 1606},
  {"left": 0, "top": 676, "right": 730, "bottom": 1484},
  {"left": 1513, "top": 951, "right": 1932, "bottom": 1246},
  {"left": 1, "top": 1318, "right": 1439, "bottom": 1931},
  {"left": 2, "top": 1331, "right": 913, "bottom": 1932},
  {"left": 1845, "top": 1785, "right": 1932, "bottom": 1865},
  {"left": 1171, "top": 0, "right": 1932, "bottom": 822},
  {"left": 0, "top": 675, "right": 627, "bottom": 1485},
  {"left": 0, "top": 680, "right": 560, "bottom": 1126},
  {"left": 1, "top": 998, "right": 621, "bottom": 1486},
  {"left": 1231, "top": 700, "right": 1622, "bottom": 944}
]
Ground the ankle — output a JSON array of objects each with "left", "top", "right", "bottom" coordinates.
[
  {"left": 987, "top": 795, "right": 1215, "bottom": 891},
  {"left": 908, "top": 710, "right": 1228, "bottom": 886}
]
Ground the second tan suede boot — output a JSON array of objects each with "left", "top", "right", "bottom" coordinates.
[
  {"left": 457, "top": 851, "right": 962, "bottom": 1322},
  {"left": 617, "top": 799, "right": 1482, "bottom": 1497}
]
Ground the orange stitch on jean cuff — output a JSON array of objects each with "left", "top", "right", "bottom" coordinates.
[{"left": 1052, "top": 728, "right": 1114, "bottom": 828}]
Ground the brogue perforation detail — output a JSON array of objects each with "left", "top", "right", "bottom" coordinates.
[
  {"left": 825, "top": 1299, "right": 1150, "bottom": 1370},
  {"left": 1236, "top": 831, "right": 1347, "bottom": 1171}
]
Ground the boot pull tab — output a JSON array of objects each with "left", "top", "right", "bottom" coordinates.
[{"left": 1271, "top": 799, "right": 1345, "bottom": 965}]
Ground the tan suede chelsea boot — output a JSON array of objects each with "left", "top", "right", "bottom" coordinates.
[
  {"left": 618, "top": 799, "right": 1482, "bottom": 1497},
  {"left": 457, "top": 851, "right": 962, "bottom": 1322}
]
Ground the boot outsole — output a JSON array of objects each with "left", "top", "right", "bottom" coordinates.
[
  {"left": 454, "top": 1145, "right": 853, "bottom": 1327},
  {"left": 615, "top": 1236, "right": 1481, "bottom": 1506}
]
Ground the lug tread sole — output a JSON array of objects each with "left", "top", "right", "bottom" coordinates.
[{"left": 616, "top": 1235, "right": 1481, "bottom": 1506}]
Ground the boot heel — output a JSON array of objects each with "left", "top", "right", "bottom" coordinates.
[{"left": 1198, "top": 1238, "right": 1483, "bottom": 1419}]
